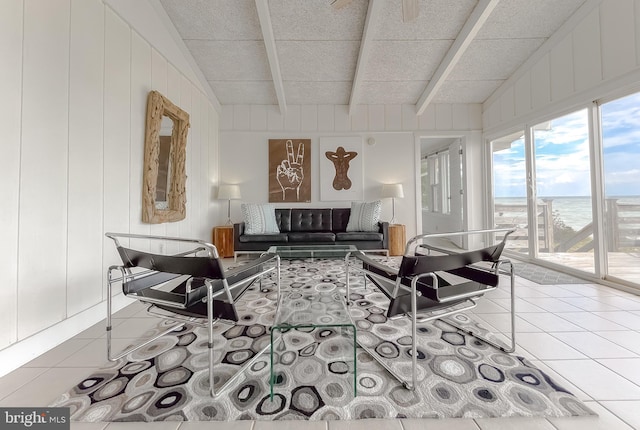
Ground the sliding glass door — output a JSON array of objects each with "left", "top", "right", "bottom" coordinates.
[
  {"left": 491, "top": 131, "right": 528, "bottom": 254},
  {"left": 532, "top": 109, "right": 595, "bottom": 273},
  {"left": 488, "top": 91, "right": 640, "bottom": 288},
  {"left": 601, "top": 93, "right": 640, "bottom": 285}
]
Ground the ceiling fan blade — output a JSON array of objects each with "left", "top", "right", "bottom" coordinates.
[
  {"left": 402, "top": 0, "right": 418, "bottom": 22},
  {"left": 331, "top": 0, "right": 353, "bottom": 9}
]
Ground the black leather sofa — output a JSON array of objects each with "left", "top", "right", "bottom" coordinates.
[{"left": 233, "top": 208, "right": 389, "bottom": 257}]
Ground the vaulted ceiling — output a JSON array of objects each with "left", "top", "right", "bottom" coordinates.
[{"left": 159, "top": 0, "right": 586, "bottom": 114}]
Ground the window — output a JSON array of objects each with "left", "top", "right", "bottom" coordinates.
[
  {"left": 532, "top": 109, "right": 594, "bottom": 272},
  {"left": 488, "top": 87, "right": 640, "bottom": 288},
  {"left": 491, "top": 130, "right": 527, "bottom": 254},
  {"left": 601, "top": 92, "right": 640, "bottom": 284},
  {"left": 421, "top": 150, "right": 450, "bottom": 214}
]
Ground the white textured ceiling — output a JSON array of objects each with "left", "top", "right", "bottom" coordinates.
[{"left": 159, "top": 0, "right": 586, "bottom": 110}]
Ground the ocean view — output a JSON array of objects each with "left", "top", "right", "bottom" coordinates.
[{"left": 495, "top": 196, "right": 640, "bottom": 230}]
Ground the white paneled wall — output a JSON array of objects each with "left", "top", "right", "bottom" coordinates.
[
  {"left": 19, "top": 0, "right": 70, "bottom": 340},
  {"left": 0, "top": 0, "right": 219, "bottom": 372},
  {"left": 601, "top": 0, "right": 635, "bottom": 80},
  {"left": 221, "top": 103, "right": 482, "bottom": 132},
  {"left": 67, "top": 0, "right": 105, "bottom": 317},
  {"left": 129, "top": 31, "right": 152, "bottom": 254},
  {"left": 219, "top": 131, "right": 419, "bottom": 237},
  {"left": 219, "top": 102, "right": 483, "bottom": 239},
  {"left": 102, "top": 7, "right": 132, "bottom": 297},
  {"left": 484, "top": 0, "right": 640, "bottom": 133},
  {"left": 0, "top": 0, "right": 23, "bottom": 350}
]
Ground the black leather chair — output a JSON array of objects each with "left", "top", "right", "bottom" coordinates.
[
  {"left": 105, "top": 233, "right": 280, "bottom": 396},
  {"left": 347, "top": 228, "right": 515, "bottom": 390}
]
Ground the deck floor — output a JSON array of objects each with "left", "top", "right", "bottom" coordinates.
[{"left": 509, "top": 249, "right": 640, "bottom": 287}]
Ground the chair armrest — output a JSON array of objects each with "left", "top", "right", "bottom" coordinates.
[
  {"left": 221, "top": 253, "right": 279, "bottom": 301},
  {"left": 223, "top": 253, "right": 278, "bottom": 280},
  {"left": 406, "top": 228, "right": 516, "bottom": 256},
  {"left": 173, "top": 246, "right": 208, "bottom": 257},
  {"left": 122, "top": 271, "right": 184, "bottom": 295},
  {"left": 353, "top": 251, "right": 398, "bottom": 276}
]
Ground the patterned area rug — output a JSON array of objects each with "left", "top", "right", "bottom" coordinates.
[
  {"left": 51, "top": 258, "right": 594, "bottom": 421},
  {"left": 512, "top": 262, "right": 585, "bottom": 285}
]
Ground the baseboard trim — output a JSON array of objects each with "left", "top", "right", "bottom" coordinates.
[{"left": 0, "top": 294, "right": 132, "bottom": 378}]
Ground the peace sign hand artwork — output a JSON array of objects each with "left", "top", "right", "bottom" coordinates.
[{"left": 276, "top": 140, "right": 305, "bottom": 201}]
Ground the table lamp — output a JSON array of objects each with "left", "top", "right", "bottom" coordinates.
[
  {"left": 381, "top": 183, "right": 404, "bottom": 224},
  {"left": 217, "top": 184, "right": 241, "bottom": 225}
]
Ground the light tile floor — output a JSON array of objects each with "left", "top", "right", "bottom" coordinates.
[{"left": 2, "top": 267, "right": 640, "bottom": 429}]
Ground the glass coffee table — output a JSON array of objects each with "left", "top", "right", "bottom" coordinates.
[
  {"left": 269, "top": 289, "right": 357, "bottom": 400},
  {"left": 267, "top": 244, "right": 386, "bottom": 304},
  {"left": 267, "top": 244, "right": 358, "bottom": 260},
  {"left": 266, "top": 244, "right": 369, "bottom": 400}
]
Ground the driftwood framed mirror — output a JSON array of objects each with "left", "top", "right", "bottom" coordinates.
[{"left": 142, "top": 90, "right": 190, "bottom": 223}]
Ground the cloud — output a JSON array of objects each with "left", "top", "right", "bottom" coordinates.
[
  {"left": 599, "top": 94, "right": 640, "bottom": 195},
  {"left": 493, "top": 150, "right": 527, "bottom": 197},
  {"left": 601, "top": 92, "right": 640, "bottom": 131},
  {"left": 603, "top": 130, "right": 640, "bottom": 150},
  {"left": 534, "top": 109, "right": 589, "bottom": 149},
  {"left": 494, "top": 112, "right": 591, "bottom": 197},
  {"left": 603, "top": 150, "right": 640, "bottom": 195},
  {"left": 492, "top": 99, "right": 640, "bottom": 198},
  {"left": 607, "top": 168, "right": 640, "bottom": 184}
]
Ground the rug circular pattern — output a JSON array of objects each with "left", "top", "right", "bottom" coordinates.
[{"left": 51, "top": 258, "right": 594, "bottom": 421}]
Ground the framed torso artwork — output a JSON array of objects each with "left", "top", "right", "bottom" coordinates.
[{"left": 319, "top": 136, "right": 363, "bottom": 201}]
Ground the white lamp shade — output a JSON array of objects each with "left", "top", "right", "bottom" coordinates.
[
  {"left": 380, "top": 183, "right": 404, "bottom": 199},
  {"left": 217, "top": 184, "right": 241, "bottom": 200}
]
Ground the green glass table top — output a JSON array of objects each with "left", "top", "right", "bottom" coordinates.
[
  {"left": 269, "top": 289, "right": 357, "bottom": 400},
  {"left": 273, "top": 290, "right": 353, "bottom": 328}
]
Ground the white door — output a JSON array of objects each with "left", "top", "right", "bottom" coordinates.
[{"left": 420, "top": 138, "right": 464, "bottom": 235}]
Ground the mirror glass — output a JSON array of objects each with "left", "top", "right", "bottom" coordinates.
[
  {"left": 155, "top": 116, "right": 174, "bottom": 210},
  {"left": 142, "top": 90, "right": 190, "bottom": 224}
]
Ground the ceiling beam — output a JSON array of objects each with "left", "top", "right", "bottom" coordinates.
[
  {"left": 348, "top": 0, "right": 383, "bottom": 116},
  {"left": 415, "top": 0, "right": 499, "bottom": 115},
  {"left": 331, "top": 0, "right": 352, "bottom": 9},
  {"left": 402, "top": 0, "right": 418, "bottom": 22},
  {"left": 255, "top": 0, "right": 286, "bottom": 115}
]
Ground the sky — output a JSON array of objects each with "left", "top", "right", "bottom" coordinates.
[{"left": 493, "top": 92, "right": 640, "bottom": 198}]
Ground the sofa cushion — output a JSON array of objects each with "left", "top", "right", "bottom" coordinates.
[
  {"left": 239, "top": 233, "right": 288, "bottom": 243},
  {"left": 275, "top": 208, "right": 292, "bottom": 232},
  {"left": 346, "top": 200, "right": 381, "bottom": 232},
  {"left": 241, "top": 203, "right": 279, "bottom": 234},
  {"left": 287, "top": 232, "right": 335, "bottom": 242},
  {"left": 336, "top": 232, "right": 383, "bottom": 242},
  {"left": 332, "top": 208, "right": 351, "bottom": 232},
  {"left": 291, "top": 208, "right": 332, "bottom": 232}
]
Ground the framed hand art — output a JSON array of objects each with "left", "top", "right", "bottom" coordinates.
[
  {"left": 268, "top": 139, "right": 311, "bottom": 203},
  {"left": 320, "top": 136, "right": 363, "bottom": 201}
]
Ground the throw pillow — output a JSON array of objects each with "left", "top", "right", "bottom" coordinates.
[
  {"left": 241, "top": 203, "right": 280, "bottom": 234},
  {"left": 346, "top": 200, "right": 381, "bottom": 232}
]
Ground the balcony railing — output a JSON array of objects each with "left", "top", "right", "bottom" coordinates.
[{"left": 494, "top": 198, "right": 640, "bottom": 253}]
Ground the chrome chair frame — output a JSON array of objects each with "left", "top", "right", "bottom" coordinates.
[
  {"left": 347, "top": 228, "right": 516, "bottom": 390},
  {"left": 105, "top": 232, "right": 280, "bottom": 397}
]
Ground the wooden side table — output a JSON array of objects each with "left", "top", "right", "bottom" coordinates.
[
  {"left": 213, "top": 225, "right": 234, "bottom": 258},
  {"left": 388, "top": 224, "right": 406, "bottom": 256}
]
